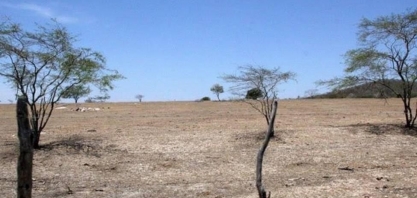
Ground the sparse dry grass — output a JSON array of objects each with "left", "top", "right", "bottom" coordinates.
[{"left": 1, "top": 99, "right": 417, "bottom": 197}]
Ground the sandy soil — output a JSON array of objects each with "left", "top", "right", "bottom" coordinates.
[{"left": 1, "top": 99, "right": 417, "bottom": 197}]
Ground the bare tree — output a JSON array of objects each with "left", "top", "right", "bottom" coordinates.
[
  {"left": 221, "top": 65, "right": 295, "bottom": 136},
  {"left": 135, "top": 94, "right": 144, "bottom": 102}
]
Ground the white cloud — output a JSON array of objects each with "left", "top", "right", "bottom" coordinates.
[{"left": 1, "top": 2, "right": 79, "bottom": 24}]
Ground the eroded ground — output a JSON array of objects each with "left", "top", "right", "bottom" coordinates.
[{"left": 1, "top": 99, "right": 417, "bottom": 197}]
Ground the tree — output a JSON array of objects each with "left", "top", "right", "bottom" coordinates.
[
  {"left": 304, "top": 88, "right": 319, "bottom": 98},
  {"left": 0, "top": 20, "right": 124, "bottom": 148},
  {"left": 246, "top": 88, "right": 263, "bottom": 99},
  {"left": 201, "top": 96, "right": 211, "bottom": 101},
  {"left": 318, "top": 8, "right": 417, "bottom": 128},
  {"left": 210, "top": 84, "right": 224, "bottom": 101},
  {"left": 16, "top": 97, "right": 34, "bottom": 198},
  {"left": 221, "top": 65, "right": 296, "bottom": 136},
  {"left": 256, "top": 100, "right": 277, "bottom": 198},
  {"left": 91, "top": 94, "right": 110, "bottom": 103},
  {"left": 61, "top": 85, "right": 91, "bottom": 103},
  {"left": 135, "top": 94, "right": 144, "bottom": 102}
]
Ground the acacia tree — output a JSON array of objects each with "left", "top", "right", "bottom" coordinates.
[
  {"left": 0, "top": 20, "right": 124, "bottom": 148},
  {"left": 61, "top": 85, "right": 91, "bottom": 103},
  {"left": 135, "top": 94, "right": 144, "bottom": 102},
  {"left": 221, "top": 65, "right": 295, "bottom": 136},
  {"left": 210, "top": 84, "right": 224, "bottom": 101},
  {"left": 319, "top": 8, "right": 417, "bottom": 128}
]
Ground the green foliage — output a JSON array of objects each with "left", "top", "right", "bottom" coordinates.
[
  {"left": 246, "top": 88, "right": 263, "bottom": 99},
  {"left": 87, "top": 94, "right": 110, "bottom": 103},
  {"left": 201, "top": 96, "right": 211, "bottom": 101},
  {"left": 61, "top": 85, "right": 91, "bottom": 103},
  {"left": 0, "top": 19, "right": 124, "bottom": 148},
  {"left": 210, "top": 84, "right": 224, "bottom": 101},
  {"left": 318, "top": 8, "right": 417, "bottom": 128}
]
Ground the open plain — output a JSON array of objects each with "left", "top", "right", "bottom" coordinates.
[{"left": 1, "top": 99, "right": 417, "bottom": 197}]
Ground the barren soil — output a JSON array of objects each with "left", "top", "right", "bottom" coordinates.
[{"left": 1, "top": 99, "right": 417, "bottom": 197}]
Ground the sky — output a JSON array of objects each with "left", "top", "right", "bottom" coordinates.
[{"left": 0, "top": 0, "right": 416, "bottom": 102}]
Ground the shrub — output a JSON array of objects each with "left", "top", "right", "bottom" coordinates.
[
  {"left": 245, "top": 88, "right": 263, "bottom": 100},
  {"left": 201, "top": 96, "right": 211, "bottom": 101}
]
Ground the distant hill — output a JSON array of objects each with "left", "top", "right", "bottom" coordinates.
[{"left": 313, "top": 80, "right": 417, "bottom": 99}]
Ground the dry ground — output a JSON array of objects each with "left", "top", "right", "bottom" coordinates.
[{"left": 1, "top": 99, "right": 417, "bottom": 197}]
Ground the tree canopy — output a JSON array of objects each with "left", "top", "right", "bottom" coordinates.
[
  {"left": 61, "top": 85, "right": 91, "bottom": 103},
  {"left": 319, "top": 8, "right": 417, "bottom": 128},
  {"left": 135, "top": 94, "right": 144, "bottom": 102},
  {"left": 0, "top": 20, "right": 125, "bottom": 148},
  {"left": 221, "top": 65, "right": 295, "bottom": 136},
  {"left": 210, "top": 84, "right": 224, "bottom": 101}
]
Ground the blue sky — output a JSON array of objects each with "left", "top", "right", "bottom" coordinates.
[{"left": 0, "top": 1, "right": 416, "bottom": 102}]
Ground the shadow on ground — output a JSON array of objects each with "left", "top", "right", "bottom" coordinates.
[
  {"left": 39, "top": 135, "right": 101, "bottom": 157},
  {"left": 234, "top": 129, "right": 293, "bottom": 142},
  {"left": 346, "top": 123, "right": 417, "bottom": 137}
]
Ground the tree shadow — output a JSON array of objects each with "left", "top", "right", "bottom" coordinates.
[
  {"left": 346, "top": 123, "right": 417, "bottom": 137},
  {"left": 234, "top": 129, "right": 294, "bottom": 143},
  {"left": 39, "top": 135, "right": 101, "bottom": 157}
]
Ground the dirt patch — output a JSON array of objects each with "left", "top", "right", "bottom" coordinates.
[{"left": 1, "top": 99, "right": 417, "bottom": 197}]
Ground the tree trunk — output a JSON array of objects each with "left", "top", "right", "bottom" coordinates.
[
  {"left": 75, "top": 98, "right": 78, "bottom": 104},
  {"left": 267, "top": 127, "right": 275, "bottom": 138},
  {"left": 217, "top": 94, "right": 220, "bottom": 101},
  {"left": 32, "top": 129, "right": 41, "bottom": 149},
  {"left": 16, "top": 97, "right": 33, "bottom": 198},
  {"left": 31, "top": 116, "right": 40, "bottom": 149},
  {"left": 402, "top": 96, "right": 415, "bottom": 128},
  {"left": 256, "top": 100, "right": 278, "bottom": 198},
  {"left": 265, "top": 118, "right": 274, "bottom": 138}
]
